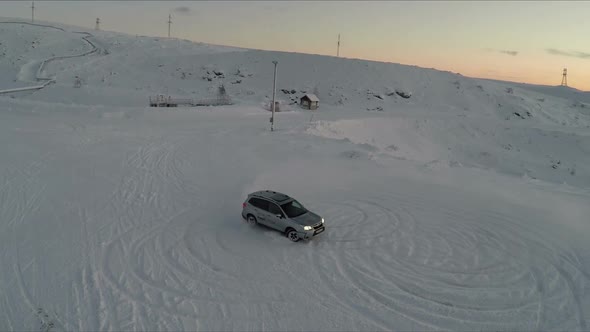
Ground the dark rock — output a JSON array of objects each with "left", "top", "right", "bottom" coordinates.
[{"left": 395, "top": 90, "right": 411, "bottom": 99}]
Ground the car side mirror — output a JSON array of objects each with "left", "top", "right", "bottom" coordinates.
[{"left": 276, "top": 214, "right": 284, "bottom": 219}]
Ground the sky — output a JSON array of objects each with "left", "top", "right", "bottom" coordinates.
[{"left": 2, "top": 1, "right": 590, "bottom": 90}]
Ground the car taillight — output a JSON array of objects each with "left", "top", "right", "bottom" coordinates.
[{"left": 242, "top": 202, "right": 247, "bottom": 208}]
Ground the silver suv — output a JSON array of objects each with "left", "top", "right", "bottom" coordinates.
[{"left": 242, "top": 190, "right": 325, "bottom": 242}]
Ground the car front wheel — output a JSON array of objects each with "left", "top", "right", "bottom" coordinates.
[{"left": 286, "top": 229, "right": 300, "bottom": 242}]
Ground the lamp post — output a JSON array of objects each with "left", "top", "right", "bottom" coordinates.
[{"left": 271, "top": 60, "right": 278, "bottom": 131}]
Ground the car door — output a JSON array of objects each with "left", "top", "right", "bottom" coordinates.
[
  {"left": 267, "top": 203, "right": 286, "bottom": 231},
  {"left": 249, "top": 198, "right": 271, "bottom": 227}
]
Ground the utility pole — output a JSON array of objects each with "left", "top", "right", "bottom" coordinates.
[
  {"left": 95, "top": 17, "right": 100, "bottom": 31},
  {"left": 31, "top": 1, "right": 35, "bottom": 23},
  {"left": 271, "top": 61, "right": 278, "bottom": 131},
  {"left": 167, "top": 14, "right": 172, "bottom": 38},
  {"left": 337, "top": 33, "right": 340, "bottom": 57}
]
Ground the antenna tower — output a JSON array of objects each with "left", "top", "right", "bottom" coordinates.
[
  {"left": 31, "top": 1, "right": 35, "bottom": 23},
  {"left": 561, "top": 68, "right": 568, "bottom": 86},
  {"left": 95, "top": 18, "right": 100, "bottom": 31},
  {"left": 167, "top": 14, "right": 172, "bottom": 38}
]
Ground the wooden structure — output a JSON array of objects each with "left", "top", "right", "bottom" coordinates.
[
  {"left": 149, "top": 95, "right": 233, "bottom": 108},
  {"left": 149, "top": 95, "right": 180, "bottom": 107},
  {"left": 150, "top": 85, "right": 232, "bottom": 108},
  {"left": 300, "top": 93, "right": 319, "bottom": 110}
]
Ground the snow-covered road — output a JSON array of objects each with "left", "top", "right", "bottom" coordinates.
[{"left": 0, "top": 21, "right": 99, "bottom": 95}]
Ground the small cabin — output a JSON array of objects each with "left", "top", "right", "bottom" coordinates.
[{"left": 300, "top": 93, "right": 319, "bottom": 110}]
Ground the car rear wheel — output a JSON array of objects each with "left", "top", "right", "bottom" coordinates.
[
  {"left": 286, "top": 228, "right": 300, "bottom": 242},
  {"left": 246, "top": 214, "right": 257, "bottom": 225}
]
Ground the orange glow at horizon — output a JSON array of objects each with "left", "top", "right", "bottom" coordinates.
[{"left": 2, "top": 1, "right": 589, "bottom": 90}]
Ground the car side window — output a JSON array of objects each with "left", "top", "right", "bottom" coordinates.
[
  {"left": 268, "top": 203, "right": 283, "bottom": 216},
  {"left": 249, "top": 198, "right": 268, "bottom": 211}
]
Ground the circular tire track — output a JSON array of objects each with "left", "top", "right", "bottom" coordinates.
[
  {"left": 98, "top": 136, "right": 280, "bottom": 329},
  {"left": 306, "top": 191, "right": 588, "bottom": 330}
]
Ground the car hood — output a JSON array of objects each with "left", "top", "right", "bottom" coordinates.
[{"left": 291, "top": 211, "right": 322, "bottom": 226}]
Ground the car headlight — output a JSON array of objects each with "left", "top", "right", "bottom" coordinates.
[
  {"left": 321, "top": 218, "right": 324, "bottom": 224},
  {"left": 303, "top": 226, "right": 313, "bottom": 231}
]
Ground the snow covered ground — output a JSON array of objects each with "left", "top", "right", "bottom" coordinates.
[{"left": 1, "top": 18, "right": 589, "bottom": 331}]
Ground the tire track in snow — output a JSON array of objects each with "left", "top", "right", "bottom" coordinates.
[
  {"left": 305, "top": 190, "right": 589, "bottom": 330},
  {"left": 0, "top": 152, "right": 53, "bottom": 230},
  {"left": 101, "top": 209, "right": 263, "bottom": 328},
  {"left": 365, "top": 201, "right": 557, "bottom": 329},
  {"left": 96, "top": 135, "right": 264, "bottom": 329},
  {"left": 95, "top": 138, "right": 165, "bottom": 236},
  {"left": 72, "top": 206, "right": 119, "bottom": 331},
  {"left": 97, "top": 138, "right": 194, "bottom": 328},
  {"left": 0, "top": 154, "right": 56, "bottom": 329},
  {"left": 100, "top": 212, "right": 207, "bottom": 325},
  {"left": 308, "top": 199, "right": 437, "bottom": 330},
  {"left": 13, "top": 253, "right": 64, "bottom": 331},
  {"left": 553, "top": 261, "right": 587, "bottom": 330}
]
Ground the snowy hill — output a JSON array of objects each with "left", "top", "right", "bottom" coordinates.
[{"left": 1, "top": 18, "right": 589, "bottom": 331}]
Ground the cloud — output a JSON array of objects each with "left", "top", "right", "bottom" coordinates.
[
  {"left": 483, "top": 48, "right": 518, "bottom": 56},
  {"left": 547, "top": 48, "right": 571, "bottom": 56},
  {"left": 173, "top": 6, "right": 192, "bottom": 15},
  {"left": 499, "top": 50, "right": 518, "bottom": 56},
  {"left": 546, "top": 48, "right": 590, "bottom": 59}
]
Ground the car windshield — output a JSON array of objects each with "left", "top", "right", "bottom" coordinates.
[{"left": 281, "top": 200, "right": 307, "bottom": 218}]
